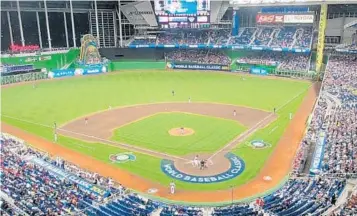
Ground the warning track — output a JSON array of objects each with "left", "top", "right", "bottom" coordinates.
[{"left": 0, "top": 74, "right": 319, "bottom": 203}]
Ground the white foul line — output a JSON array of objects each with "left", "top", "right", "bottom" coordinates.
[
  {"left": 1, "top": 115, "right": 190, "bottom": 162},
  {"left": 207, "top": 83, "right": 313, "bottom": 162}
]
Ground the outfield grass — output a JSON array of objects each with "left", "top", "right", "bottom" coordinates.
[
  {"left": 1, "top": 71, "right": 309, "bottom": 125},
  {"left": 112, "top": 112, "right": 246, "bottom": 156},
  {"left": 1, "top": 70, "right": 311, "bottom": 191}
]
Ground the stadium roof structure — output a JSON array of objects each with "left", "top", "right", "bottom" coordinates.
[
  {"left": 344, "top": 19, "right": 357, "bottom": 29},
  {"left": 230, "top": 0, "right": 357, "bottom": 7},
  {"left": 0, "top": 1, "right": 118, "bottom": 13}
]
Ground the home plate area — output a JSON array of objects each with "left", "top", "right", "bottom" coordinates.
[{"left": 161, "top": 153, "right": 246, "bottom": 183}]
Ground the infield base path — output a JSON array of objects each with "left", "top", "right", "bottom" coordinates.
[
  {"left": 58, "top": 102, "right": 275, "bottom": 162},
  {"left": 1, "top": 83, "right": 319, "bottom": 203}
]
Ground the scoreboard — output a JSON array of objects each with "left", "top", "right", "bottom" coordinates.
[{"left": 155, "top": 0, "right": 210, "bottom": 28}]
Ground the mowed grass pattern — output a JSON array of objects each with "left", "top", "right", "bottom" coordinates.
[
  {"left": 1, "top": 71, "right": 311, "bottom": 191},
  {"left": 112, "top": 112, "right": 246, "bottom": 156},
  {"left": 1, "top": 71, "right": 309, "bottom": 125}
]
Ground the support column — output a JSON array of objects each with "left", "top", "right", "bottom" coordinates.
[
  {"left": 95, "top": 0, "right": 100, "bottom": 47},
  {"left": 36, "top": 12, "right": 43, "bottom": 48},
  {"left": 16, "top": 0, "right": 25, "bottom": 46},
  {"left": 101, "top": 12, "right": 105, "bottom": 47},
  {"left": 340, "top": 13, "right": 346, "bottom": 43},
  {"left": 316, "top": 4, "right": 327, "bottom": 73},
  {"left": 63, "top": 12, "right": 69, "bottom": 48},
  {"left": 7, "top": 12, "right": 14, "bottom": 46},
  {"left": 44, "top": 0, "right": 52, "bottom": 49},
  {"left": 89, "top": 12, "right": 93, "bottom": 35},
  {"left": 113, "top": 11, "right": 117, "bottom": 47},
  {"left": 118, "top": 0, "right": 123, "bottom": 47},
  {"left": 70, "top": 0, "right": 76, "bottom": 47}
]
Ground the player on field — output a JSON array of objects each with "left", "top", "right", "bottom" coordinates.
[
  {"left": 193, "top": 155, "right": 199, "bottom": 167},
  {"left": 170, "top": 181, "right": 176, "bottom": 194},
  {"left": 180, "top": 127, "right": 184, "bottom": 135}
]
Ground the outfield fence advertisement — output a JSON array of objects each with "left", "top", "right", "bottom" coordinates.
[
  {"left": 48, "top": 64, "right": 108, "bottom": 79},
  {"left": 167, "top": 62, "right": 230, "bottom": 71},
  {"left": 250, "top": 67, "right": 268, "bottom": 75}
]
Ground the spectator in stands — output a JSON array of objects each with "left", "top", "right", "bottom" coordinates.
[
  {"left": 0, "top": 134, "right": 122, "bottom": 215},
  {"left": 166, "top": 49, "right": 231, "bottom": 65},
  {"left": 237, "top": 51, "right": 310, "bottom": 72}
]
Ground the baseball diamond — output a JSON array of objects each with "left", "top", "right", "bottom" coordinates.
[
  {"left": 1, "top": 71, "right": 313, "bottom": 193},
  {"left": 1, "top": 2, "right": 356, "bottom": 216}
]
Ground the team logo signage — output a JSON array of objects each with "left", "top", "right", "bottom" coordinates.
[
  {"left": 250, "top": 140, "right": 271, "bottom": 149},
  {"left": 161, "top": 153, "right": 245, "bottom": 183},
  {"left": 109, "top": 152, "right": 136, "bottom": 163}
]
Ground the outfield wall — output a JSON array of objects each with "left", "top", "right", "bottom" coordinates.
[
  {"left": 101, "top": 48, "right": 249, "bottom": 71},
  {"left": 110, "top": 61, "right": 166, "bottom": 70},
  {"left": 99, "top": 48, "right": 249, "bottom": 62},
  {"left": 99, "top": 48, "right": 166, "bottom": 61},
  {"left": 1, "top": 49, "right": 79, "bottom": 71}
]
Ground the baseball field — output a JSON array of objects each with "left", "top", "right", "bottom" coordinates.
[{"left": 1, "top": 70, "right": 318, "bottom": 204}]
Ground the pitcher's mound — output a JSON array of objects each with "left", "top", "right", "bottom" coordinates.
[{"left": 168, "top": 127, "right": 195, "bottom": 136}]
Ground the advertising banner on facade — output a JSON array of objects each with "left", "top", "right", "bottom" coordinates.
[
  {"left": 232, "top": 10, "right": 240, "bottom": 36},
  {"left": 283, "top": 14, "right": 314, "bottom": 23},
  {"left": 256, "top": 14, "right": 284, "bottom": 24},
  {"left": 256, "top": 14, "right": 314, "bottom": 24}
]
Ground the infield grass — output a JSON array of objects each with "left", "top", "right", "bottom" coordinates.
[
  {"left": 111, "top": 112, "right": 246, "bottom": 156},
  {"left": 1, "top": 70, "right": 311, "bottom": 192}
]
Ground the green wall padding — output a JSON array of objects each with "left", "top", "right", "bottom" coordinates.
[
  {"left": 110, "top": 61, "right": 166, "bottom": 70},
  {"left": 1, "top": 49, "right": 79, "bottom": 71},
  {"left": 224, "top": 50, "right": 250, "bottom": 59}
]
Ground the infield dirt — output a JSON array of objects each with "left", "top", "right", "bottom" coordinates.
[{"left": 1, "top": 82, "right": 319, "bottom": 203}]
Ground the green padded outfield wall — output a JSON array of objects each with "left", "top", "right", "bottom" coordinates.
[
  {"left": 1, "top": 49, "right": 79, "bottom": 71},
  {"left": 110, "top": 61, "right": 166, "bottom": 70},
  {"left": 224, "top": 50, "right": 250, "bottom": 60}
]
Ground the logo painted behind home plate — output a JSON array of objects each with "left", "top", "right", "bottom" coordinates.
[
  {"left": 109, "top": 152, "right": 136, "bottom": 163},
  {"left": 161, "top": 153, "right": 245, "bottom": 184}
]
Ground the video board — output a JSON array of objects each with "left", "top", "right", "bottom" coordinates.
[{"left": 155, "top": 0, "right": 210, "bottom": 28}]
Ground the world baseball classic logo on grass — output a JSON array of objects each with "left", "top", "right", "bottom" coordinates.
[
  {"left": 250, "top": 140, "right": 271, "bottom": 149},
  {"left": 161, "top": 153, "right": 245, "bottom": 184},
  {"left": 109, "top": 152, "right": 136, "bottom": 163}
]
